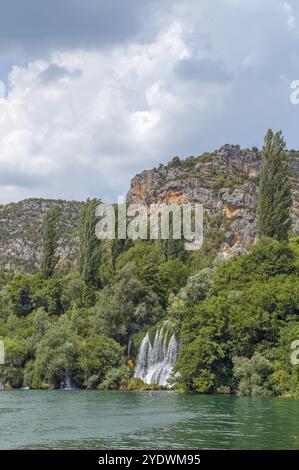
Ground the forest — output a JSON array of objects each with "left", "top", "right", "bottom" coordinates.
[{"left": 0, "top": 129, "right": 298, "bottom": 397}]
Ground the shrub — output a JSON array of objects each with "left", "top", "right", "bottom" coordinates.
[{"left": 233, "top": 353, "right": 274, "bottom": 396}]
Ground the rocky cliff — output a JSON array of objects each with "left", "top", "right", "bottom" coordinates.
[
  {"left": 0, "top": 198, "right": 82, "bottom": 272},
  {"left": 127, "top": 145, "right": 299, "bottom": 259},
  {"left": 0, "top": 145, "right": 298, "bottom": 272}
]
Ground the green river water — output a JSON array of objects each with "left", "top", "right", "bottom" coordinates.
[{"left": 0, "top": 390, "right": 298, "bottom": 449}]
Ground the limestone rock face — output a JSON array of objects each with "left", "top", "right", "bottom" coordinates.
[
  {"left": 0, "top": 145, "right": 298, "bottom": 272},
  {"left": 127, "top": 145, "right": 299, "bottom": 259},
  {"left": 0, "top": 198, "right": 82, "bottom": 272}
]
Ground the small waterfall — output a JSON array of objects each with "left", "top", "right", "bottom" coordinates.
[
  {"left": 0, "top": 340, "right": 5, "bottom": 365},
  {"left": 20, "top": 380, "right": 30, "bottom": 390},
  {"left": 134, "top": 327, "right": 178, "bottom": 387},
  {"left": 60, "top": 374, "right": 75, "bottom": 390}
]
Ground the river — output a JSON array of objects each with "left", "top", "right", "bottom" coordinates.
[{"left": 0, "top": 390, "right": 298, "bottom": 449}]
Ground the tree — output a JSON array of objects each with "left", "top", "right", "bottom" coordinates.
[
  {"left": 31, "top": 321, "right": 80, "bottom": 388},
  {"left": 116, "top": 243, "right": 168, "bottom": 304},
  {"left": 77, "top": 335, "right": 124, "bottom": 388},
  {"left": 212, "top": 237, "right": 295, "bottom": 293},
  {"left": 159, "top": 259, "right": 193, "bottom": 297},
  {"left": 93, "top": 263, "right": 163, "bottom": 342},
  {"left": 257, "top": 129, "right": 292, "bottom": 241},
  {"left": 41, "top": 205, "right": 61, "bottom": 278},
  {"left": 32, "top": 277, "right": 64, "bottom": 316},
  {"left": 233, "top": 353, "right": 273, "bottom": 397},
  {"left": 175, "top": 236, "right": 299, "bottom": 395},
  {"left": 6, "top": 273, "right": 42, "bottom": 317},
  {"left": 177, "top": 268, "right": 212, "bottom": 307},
  {"left": 78, "top": 199, "right": 102, "bottom": 287},
  {"left": 0, "top": 337, "right": 28, "bottom": 388},
  {"left": 98, "top": 365, "right": 131, "bottom": 390}
]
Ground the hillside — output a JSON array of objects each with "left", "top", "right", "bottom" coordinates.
[
  {"left": 127, "top": 145, "right": 299, "bottom": 259},
  {"left": 0, "top": 198, "right": 82, "bottom": 272},
  {"left": 0, "top": 143, "right": 298, "bottom": 397},
  {"left": 0, "top": 146, "right": 298, "bottom": 272}
]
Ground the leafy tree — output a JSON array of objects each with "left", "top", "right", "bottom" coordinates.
[
  {"left": 0, "top": 337, "right": 28, "bottom": 387},
  {"left": 159, "top": 259, "right": 193, "bottom": 297},
  {"left": 176, "top": 296, "right": 228, "bottom": 392},
  {"left": 24, "top": 308, "right": 53, "bottom": 355},
  {"left": 6, "top": 274, "right": 43, "bottom": 317},
  {"left": 159, "top": 232, "right": 191, "bottom": 264},
  {"left": 98, "top": 365, "right": 131, "bottom": 390},
  {"left": 93, "top": 263, "right": 163, "bottom": 342},
  {"left": 31, "top": 320, "right": 80, "bottom": 388},
  {"left": 176, "top": 238, "right": 299, "bottom": 395},
  {"left": 212, "top": 238, "right": 295, "bottom": 292},
  {"left": 233, "top": 353, "right": 273, "bottom": 397},
  {"left": 32, "top": 277, "right": 64, "bottom": 315},
  {"left": 116, "top": 243, "right": 171, "bottom": 304},
  {"left": 78, "top": 198, "right": 102, "bottom": 287},
  {"left": 178, "top": 268, "right": 212, "bottom": 307},
  {"left": 41, "top": 205, "right": 61, "bottom": 278},
  {"left": 77, "top": 335, "right": 124, "bottom": 388},
  {"left": 268, "top": 323, "right": 299, "bottom": 398},
  {"left": 60, "top": 275, "right": 88, "bottom": 310},
  {"left": 257, "top": 129, "right": 292, "bottom": 241},
  {"left": 63, "top": 307, "right": 93, "bottom": 338}
]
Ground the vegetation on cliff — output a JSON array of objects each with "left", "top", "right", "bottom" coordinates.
[
  {"left": 175, "top": 237, "right": 299, "bottom": 397},
  {"left": 0, "top": 130, "right": 298, "bottom": 396},
  {"left": 257, "top": 130, "right": 292, "bottom": 241}
]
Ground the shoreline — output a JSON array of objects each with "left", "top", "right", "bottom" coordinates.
[{"left": 1, "top": 388, "right": 298, "bottom": 400}]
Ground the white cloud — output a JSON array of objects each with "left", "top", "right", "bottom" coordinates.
[
  {"left": 0, "top": 0, "right": 298, "bottom": 203},
  {"left": 283, "top": 1, "right": 296, "bottom": 31},
  {"left": 0, "top": 22, "right": 192, "bottom": 201}
]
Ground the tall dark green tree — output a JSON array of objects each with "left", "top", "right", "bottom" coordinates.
[
  {"left": 78, "top": 198, "right": 102, "bottom": 287},
  {"left": 159, "top": 214, "right": 191, "bottom": 263},
  {"left": 257, "top": 129, "right": 292, "bottom": 241},
  {"left": 41, "top": 205, "right": 61, "bottom": 278}
]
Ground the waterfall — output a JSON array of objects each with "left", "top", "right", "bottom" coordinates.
[
  {"left": 0, "top": 340, "right": 5, "bottom": 365},
  {"left": 134, "top": 327, "right": 178, "bottom": 387},
  {"left": 60, "top": 375, "right": 75, "bottom": 390}
]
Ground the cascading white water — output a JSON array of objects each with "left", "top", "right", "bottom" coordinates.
[
  {"left": 60, "top": 374, "right": 74, "bottom": 390},
  {"left": 134, "top": 327, "right": 178, "bottom": 387}
]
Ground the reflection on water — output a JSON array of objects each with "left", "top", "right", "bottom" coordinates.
[{"left": 0, "top": 390, "right": 298, "bottom": 449}]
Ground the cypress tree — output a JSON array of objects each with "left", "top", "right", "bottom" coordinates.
[
  {"left": 159, "top": 214, "right": 191, "bottom": 263},
  {"left": 41, "top": 205, "right": 61, "bottom": 278},
  {"left": 257, "top": 129, "right": 292, "bottom": 241},
  {"left": 78, "top": 198, "right": 102, "bottom": 287}
]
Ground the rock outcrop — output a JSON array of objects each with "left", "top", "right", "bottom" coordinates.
[
  {"left": 0, "top": 145, "right": 298, "bottom": 272},
  {"left": 127, "top": 145, "right": 299, "bottom": 259},
  {"left": 0, "top": 198, "right": 82, "bottom": 272}
]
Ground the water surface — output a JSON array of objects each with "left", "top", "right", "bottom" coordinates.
[{"left": 0, "top": 390, "right": 298, "bottom": 449}]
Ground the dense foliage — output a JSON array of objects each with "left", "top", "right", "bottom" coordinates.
[
  {"left": 175, "top": 238, "right": 299, "bottom": 397},
  {"left": 0, "top": 130, "right": 298, "bottom": 396},
  {"left": 257, "top": 129, "right": 292, "bottom": 241},
  {"left": 0, "top": 227, "right": 193, "bottom": 389},
  {"left": 41, "top": 205, "right": 61, "bottom": 279}
]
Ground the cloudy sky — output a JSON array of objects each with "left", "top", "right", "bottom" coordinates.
[{"left": 0, "top": 0, "right": 298, "bottom": 203}]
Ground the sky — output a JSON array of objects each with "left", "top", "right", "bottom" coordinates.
[{"left": 0, "top": 0, "right": 299, "bottom": 203}]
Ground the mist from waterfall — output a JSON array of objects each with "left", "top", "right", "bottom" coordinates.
[{"left": 134, "top": 326, "right": 178, "bottom": 387}]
